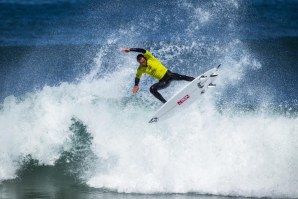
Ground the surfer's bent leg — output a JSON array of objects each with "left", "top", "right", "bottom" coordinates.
[
  {"left": 169, "top": 72, "right": 195, "bottom": 81},
  {"left": 150, "top": 80, "right": 170, "bottom": 103}
]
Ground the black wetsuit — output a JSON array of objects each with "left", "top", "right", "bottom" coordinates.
[{"left": 149, "top": 71, "right": 194, "bottom": 103}]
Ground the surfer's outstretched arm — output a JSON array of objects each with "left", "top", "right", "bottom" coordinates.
[
  {"left": 121, "top": 48, "right": 146, "bottom": 54},
  {"left": 121, "top": 48, "right": 146, "bottom": 94}
]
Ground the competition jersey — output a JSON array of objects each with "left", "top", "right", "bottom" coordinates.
[{"left": 135, "top": 50, "right": 168, "bottom": 80}]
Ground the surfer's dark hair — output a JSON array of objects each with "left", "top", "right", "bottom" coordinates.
[{"left": 136, "top": 54, "right": 145, "bottom": 61}]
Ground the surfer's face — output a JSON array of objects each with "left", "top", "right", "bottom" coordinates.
[{"left": 138, "top": 57, "right": 147, "bottom": 66}]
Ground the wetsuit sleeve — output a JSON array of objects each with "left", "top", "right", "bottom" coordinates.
[
  {"left": 134, "top": 78, "right": 140, "bottom": 86},
  {"left": 135, "top": 66, "right": 145, "bottom": 85},
  {"left": 130, "top": 48, "right": 146, "bottom": 54}
]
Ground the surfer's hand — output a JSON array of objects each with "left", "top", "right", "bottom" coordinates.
[
  {"left": 132, "top": 85, "right": 139, "bottom": 93},
  {"left": 121, "top": 48, "right": 130, "bottom": 53}
]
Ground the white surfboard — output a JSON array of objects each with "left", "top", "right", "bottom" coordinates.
[{"left": 149, "top": 64, "right": 221, "bottom": 123}]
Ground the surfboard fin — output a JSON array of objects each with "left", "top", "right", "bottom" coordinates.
[
  {"left": 197, "top": 82, "right": 204, "bottom": 88},
  {"left": 208, "top": 83, "right": 216, "bottom": 87},
  {"left": 149, "top": 117, "right": 158, "bottom": 123},
  {"left": 200, "top": 75, "right": 207, "bottom": 79}
]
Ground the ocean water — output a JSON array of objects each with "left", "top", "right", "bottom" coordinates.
[{"left": 0, "top": 0, "right": 298, "bottom": 198}]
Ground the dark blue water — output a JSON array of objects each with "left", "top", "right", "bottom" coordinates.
[
  {"left": 1, "top": 0, "right": 298, "bottom": 44},
  {"left": 0, "top": 0, "right": 298, "bottom": 198}
]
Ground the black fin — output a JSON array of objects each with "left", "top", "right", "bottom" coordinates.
[{"left": 149, "top": 117, "right": 158, "bottom": 123}]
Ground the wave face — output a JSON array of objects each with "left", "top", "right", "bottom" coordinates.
[{"left": 0, "top": 0, "right": 298, "bottom": 198}]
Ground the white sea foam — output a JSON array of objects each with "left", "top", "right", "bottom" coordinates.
[{"left": 85, "top": 55, "right": 298, "bottom": 198}]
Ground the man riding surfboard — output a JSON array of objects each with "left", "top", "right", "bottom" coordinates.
[{"left": 122, "top": 48, "right": 194, "bottom": 103}]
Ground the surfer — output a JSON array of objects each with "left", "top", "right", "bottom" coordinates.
[{"left": 122, "top": 48, "right": 195, "bottom": 103}]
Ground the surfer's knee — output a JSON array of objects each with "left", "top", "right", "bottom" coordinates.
[{"left": 150, "top": 85, "right": 157, "bottom": 94}]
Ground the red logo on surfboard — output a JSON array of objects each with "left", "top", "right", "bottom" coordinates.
[{"left": 177, "top": 94, "right": 190, "bottom": 105}]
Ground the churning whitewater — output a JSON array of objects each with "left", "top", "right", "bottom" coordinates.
[
  {"left": 0, "top": 0, "right": 298, "bottom": 198},
  {"left": 1, "top": 42, "right": 298, "bottom": 197}
]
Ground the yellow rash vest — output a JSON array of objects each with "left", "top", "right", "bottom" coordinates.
[{"left": 135, "top": 50, "right": 168, "bottom": 80}]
